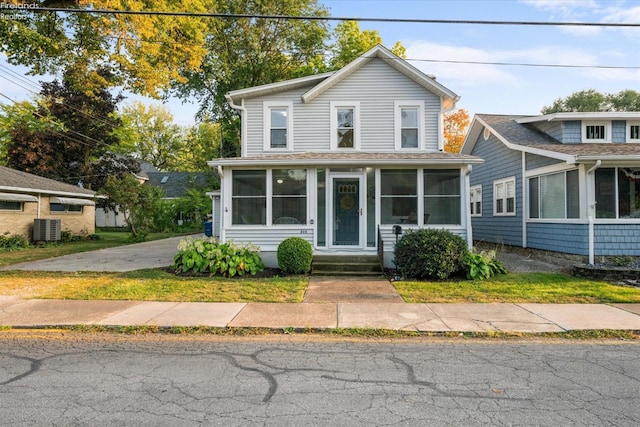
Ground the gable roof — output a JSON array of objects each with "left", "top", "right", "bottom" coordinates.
[
  {"left": 0, "top": 166, "right": 95, "bottom": 198},
  {"left": 301, "top": 45, "right": 459, "bottom": 109},
  {"left": 461, "top": 114, "right": 640, "bottom": 163},
  {"left": 226, "top": 45, "right": 459, "bottom": 109},
  {"left": 146, "top": 172, "right": 207, "bottom": 198}
]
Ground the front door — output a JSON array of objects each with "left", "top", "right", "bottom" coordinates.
[{"left": 331, "top": 175, "right": 364, "bottom": 247}]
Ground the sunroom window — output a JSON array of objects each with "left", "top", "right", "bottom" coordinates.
[
  {"left": 595, "top": 167, "right": 640, "bottom": 219},
  {"left": 272, "top": 169, "right": 307, "bottom": 225},
  {"left": 424, "top": 169, "right": 461, "bottom": 224},
  {"left": 232, "top": 170, "right": 266, "bottom": 225},
  {"left": 381, "top": 169, "right": 417, "bottom": 224}
]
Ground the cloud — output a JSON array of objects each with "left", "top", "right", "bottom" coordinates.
[
  {"left": 405, "top": 41, "right": 519, "bottom": 88},
  {"left": 520, "top": 0, "right": 599, "bottom": 18}
]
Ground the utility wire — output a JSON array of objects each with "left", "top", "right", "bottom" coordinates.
[{"left": 16, "top": 7, "right": 640, "bottom": 28}]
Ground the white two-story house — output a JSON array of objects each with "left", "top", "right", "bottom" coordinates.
[{"left": 208, "top": 45, "right": 482, "bottom": 268}]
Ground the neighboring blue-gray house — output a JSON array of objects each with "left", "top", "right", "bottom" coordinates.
[
  {"left": 461, "top": 112, "right": 640, "bottom": 264},
  {"left": 208, "top": 45, "right": 482, "bottom": 268}
]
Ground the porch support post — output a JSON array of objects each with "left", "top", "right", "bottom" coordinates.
[{"left": 587, "top": 160, "right": 602, "bottom": 265}]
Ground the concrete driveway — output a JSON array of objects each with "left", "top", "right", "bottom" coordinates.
[{"left": 2, "top": 235, "right": 199, "bottom": 272}]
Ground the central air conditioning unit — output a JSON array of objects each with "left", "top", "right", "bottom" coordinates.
[{"left": 33, "top": 218, "right": 61, "bottom": 241}]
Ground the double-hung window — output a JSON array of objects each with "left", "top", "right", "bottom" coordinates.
[
  {"left": 470, "top": 185, "right": 482, "bottom": 217},
  {"left": 264, "top": 101, "right": 293, "bottom": 150},
  {"left": 330, "top": 101, "right": 360, "bottom": 149},
  {"left": 394, "top": 101, "right": 424, "bottom": 149},
  {"left": 494, "top": 177, "right": 515, "bottom": 216}
]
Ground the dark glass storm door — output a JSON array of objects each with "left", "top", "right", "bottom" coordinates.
[{"left": 331, "top": 176, "right": 364, "bottom": 247}]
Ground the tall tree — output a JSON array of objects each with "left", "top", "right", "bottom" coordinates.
[
  {"left": 443, "top": 109, "right": 470, "bottom": 153},
  {"left": 116, "top": 101, "right": 183, "bottom": 171},
  {"left": 329, "top": 21, "right": 406, "bottom": 69},
  {"left": 542, "top": 89, "right": 640, "bottom": 114},
  {"left": 4, "top": 68, "right": 122, "bottom": 186}
]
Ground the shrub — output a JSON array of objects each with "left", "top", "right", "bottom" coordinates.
[
  {"left": 174, "top": 237, "right": 264, "bottom": 277},
  {"left": 0, "top": 233, "right": 29, "bottom": 251},
  {"left": 277, "top": 237, "right": 313, "bottom": 274},
  {"left": 465, "top": 248, "right": 507, "bottom": 280},
  {"left": 394, "top": 229, "right": 468, "bottom": 280}
]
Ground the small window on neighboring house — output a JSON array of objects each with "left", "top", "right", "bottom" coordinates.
[
  {"left": 394, "top": 101, "right": 424, "bottom": 149},
  {"left": 470, "top": 185, "right": 482, "bottom": 217},
  {"left": 494, "top": 177, "right": 515, "bottom": 216},
  {"left": 330, "top": 102, "right": 360, "bottom": 149},
  {"left": 50, "top": 203, "right": 83, "bottom": 213},
  {"left": 263, "top": 102, "right": 293, "bottom": 150},
  {"left": 583, "top": 122, "right": 609, "bottom": 142},
  {"left": 0, "top": 201, "right": 22, "bottom": 211},
  {"left": 628, "top": 123, "right": 640, "bottom": 142}
]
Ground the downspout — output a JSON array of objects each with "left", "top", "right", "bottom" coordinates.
[
  {"left": 465, "top": 164, "right": 473, "bottom": 249},
  {"left": 587, "top": 160, "right": 602, "bottom": 265},
  {"left": 225, "top": 94, "right": 246, "bottom": 157},
  {"left": 521, "top": 152, "right": 527, "bottom": 248}
]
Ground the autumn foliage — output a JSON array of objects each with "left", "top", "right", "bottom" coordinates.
[{"left": 443, "top": 109, "right": 470, "bottom": 153}]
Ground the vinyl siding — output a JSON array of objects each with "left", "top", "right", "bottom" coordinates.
[
  {"left": 530, "top": 121, "right": 563, "bottom": 142},
  {"left": 469, "top": 133, "right": 523, "bottom": 246},
  {"left": 242, "top": 58, "right": 442, "bottom": 155},
  {"left": 224, "top": 227, "right": 314, "bottom": 252}
]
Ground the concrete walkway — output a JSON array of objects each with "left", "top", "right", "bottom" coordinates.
[{"left": 1, "top": 296, "right": 640, "bottom": 332}]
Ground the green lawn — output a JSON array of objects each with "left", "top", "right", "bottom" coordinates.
[
  {"left": 393, "top": 272, "right": 640, "bottom": 304},
  {"left": 2, "top": 235, "right": 640, "bottom": 304}
]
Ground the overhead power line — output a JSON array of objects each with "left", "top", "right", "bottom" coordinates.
[{"left": 15, "top": 7, "right": 640, "bottom": 28}]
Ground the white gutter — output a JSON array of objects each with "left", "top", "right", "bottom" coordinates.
[{"left": 586, "top": 160, "right": 602, "bottom": 265}]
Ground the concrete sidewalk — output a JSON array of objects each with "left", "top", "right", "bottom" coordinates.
[{"left": 2, "top": 296, "right": 640, "bottom": 333}]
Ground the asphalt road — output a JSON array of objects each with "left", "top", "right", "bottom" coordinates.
[{"left": 1, "top": 332, "right": 639, "bottom": 426}]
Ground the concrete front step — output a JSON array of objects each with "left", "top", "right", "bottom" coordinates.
[
  {"left": 311, "top": 270, "right": 386, "bottom": 277},
  {"left": 311, "top": 255, "right": 383, "bottom": 275}
]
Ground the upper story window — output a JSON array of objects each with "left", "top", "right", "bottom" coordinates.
[
  {"left": 330, "top": 101, "right": 360, "bottom": 149},
  {"left": 263, "top": 101, "right": 293, "bottom": 150},
  {"left": 494, "top": 177, "right": 515, "bottom": 216},
  {"left": 582, "top": 121, "right": 610, "bottom": 143},
  {"left": 394, "top": 101, "right": 424, "bottom": 149},
  {"left": 628, "top": 122, "right": 640, "bottom": 142},
  {"left": 470, "top": 185, "right": 482, "bottom": 217}
]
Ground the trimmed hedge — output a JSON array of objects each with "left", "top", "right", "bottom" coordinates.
[
  {"left": 277, "top": 237, "right": 313, "bottom": 274},
  {"left": 394, "top": 228, "right": 468, "bottom": 280}
]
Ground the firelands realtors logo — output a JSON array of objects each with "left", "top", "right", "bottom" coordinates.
[{"left": 0, "top": 2, "right": 39, "bottom": 20}]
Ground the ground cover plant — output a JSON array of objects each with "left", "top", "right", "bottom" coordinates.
[{"left": 173, "top": 237, "right": 264, "bottom": 277}]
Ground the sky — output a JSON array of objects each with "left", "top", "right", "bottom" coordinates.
[{"left": 1, "top": 0, "right": 640, "bottom": 126}]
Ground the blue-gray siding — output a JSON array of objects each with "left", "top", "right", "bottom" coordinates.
[
  {"left": 595, "top": 225, "right": 640, "bottom": 256},
  {"left": 469, "top": 134, "right": 523, "bottom": 246},
  {"left": 526, "top": 223, "right": 588, "bottom": 255},
  {"left": 525, "top": 153, "right": 562, "bottom": 170}
]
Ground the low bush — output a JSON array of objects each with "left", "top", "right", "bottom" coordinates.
[
  {"left": 277, "top": 237, "right": 313, "bottom": 274},
  {"left": 394, "top": 228, "right": 468, "bottom": 280},
  {"left": 465, "top": 248, "right": 507, "bottom": 280},
  {"left": 174, "top": 237, "right": 264, "bottom": 277},
  {"left": 0, "top": 233, "right": 29, "bottom": 251}
]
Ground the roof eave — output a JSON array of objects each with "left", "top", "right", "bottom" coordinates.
[
  {"left": 208, "top": 157, "right": 484, "bottom": 168},
  {"left": 0, "top": 186, "right": 96, "bottom": 198}
]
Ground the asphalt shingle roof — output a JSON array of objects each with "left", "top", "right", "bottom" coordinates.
[
  {"left": 146, "top": 172, "right": 207, "bottom": 198},
  {"left": 0, "top": 166, "right": 95, "bottom": 196}
]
